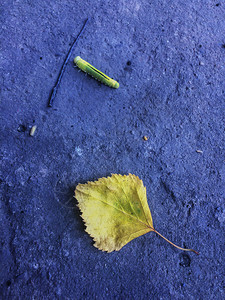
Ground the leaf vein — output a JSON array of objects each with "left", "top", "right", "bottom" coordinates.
[
  {"left": 130, "top": 175, "right": 150, "bottom": 226},
  {"left": 77, "top": 189, "right": 152, "bottom": 229},
  {"left": 113, "top": 175, "right": 142, "bottom": 222}
]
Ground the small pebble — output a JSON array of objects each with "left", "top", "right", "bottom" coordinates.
[
  {"left": 196, "top": 150, "right": 203, "bottom": 153},
  {"left": 143, "top": 136, "right": 149, "bottom": 141},
  {"left": 30, "top": 125, "right": 37, "bottom": 136}
]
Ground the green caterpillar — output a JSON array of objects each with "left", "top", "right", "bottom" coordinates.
[{"left": 74, "top": 56, "right": 119, "bottom": 88}]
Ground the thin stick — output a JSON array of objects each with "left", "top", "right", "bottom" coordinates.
[
  {"left": 153, "top": 229, "right": 199, "bottom": 255},
  {"left": 48, "top": 18, "right": 89, "bottom": 107}
]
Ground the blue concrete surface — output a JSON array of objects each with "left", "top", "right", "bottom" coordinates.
[{"left": 0, "top": 0, "right": 225, "bottom": 299}]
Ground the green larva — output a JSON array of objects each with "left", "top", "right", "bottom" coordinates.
[{"left": 74, "top": 56, "right": 119, "bottom": 88}]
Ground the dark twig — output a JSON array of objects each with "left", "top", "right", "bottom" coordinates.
[{"left": 48, "top": 18, "right": 89, "bottom": 107}]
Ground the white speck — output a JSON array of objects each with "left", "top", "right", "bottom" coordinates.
[
  {"left": 33, "top": 263, "right": 39, "bottom": 269},
  {"left": 75, "top": 146, "right": 83, "bottom": 156},
  {"left": 196, "top": 150, "right": 203, "bottom": 154}
]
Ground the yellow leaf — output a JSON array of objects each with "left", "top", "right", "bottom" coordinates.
[{"left": 75, "top": 174, "right": 199, "bottom": 254}]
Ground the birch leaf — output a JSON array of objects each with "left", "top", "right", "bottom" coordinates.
[{"left": 75, "top": 174, "right": 198, "bottom": 254}]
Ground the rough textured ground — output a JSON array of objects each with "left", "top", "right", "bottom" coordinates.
[{"left": 1, "top": 0, "right": 225, "bottom": 299}]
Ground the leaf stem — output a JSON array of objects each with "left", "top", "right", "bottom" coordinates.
[{"left": 153, "top": 229, "right": 199, "bottom": 255}]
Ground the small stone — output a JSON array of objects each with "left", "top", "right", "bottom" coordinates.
[
  {"left": 30, "top": 125, "right": 37, "bottom": 136},
  {"left": 143, "top": 136, "right": 149, "bottom": 141},
  {"left": 196, "top": 150, "right": 203, "bottom": 153}
]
